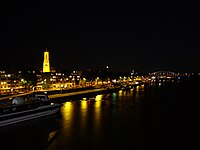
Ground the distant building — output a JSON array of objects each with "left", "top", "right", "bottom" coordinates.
[
  {"left": 0, "top": 70, "right": 23, "bottom": 94},
  {"left": 36, "top": 70, "right": 82, "bottom": 90},
  {"left": 43, "top": 49, "right": 51, "bottom": 73}
]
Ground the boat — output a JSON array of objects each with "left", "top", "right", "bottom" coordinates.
[
  {"left": 88, "top": 97, "right": 96, "bottom": 101},
  {"left": 0, "top": 92, "right": 62, "bottom": 127}
]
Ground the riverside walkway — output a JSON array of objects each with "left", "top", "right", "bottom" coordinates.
[
  {"left": 48, "top": 87, "right": 122, "bottom": 103},
  {"left": 49, "top": 88, "right": 107, "bottom": 99},
  {"left": 0, "top": 81, "right": 144, "bottom": 102},
  {"left": 0, "top": 87, "right": 121, "bottom": 102}
]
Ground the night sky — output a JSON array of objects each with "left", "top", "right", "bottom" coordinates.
[{"left": 0, "top": 1, "right": 199, "bottom": 73}]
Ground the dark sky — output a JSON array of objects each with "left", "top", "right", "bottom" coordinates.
[{"left": 0, "top": 1, "right": 199, "bottom": 73}]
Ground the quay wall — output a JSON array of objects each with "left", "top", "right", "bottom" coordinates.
[{"left": 49, "top": 88, "right": 121, "bottom": 103}]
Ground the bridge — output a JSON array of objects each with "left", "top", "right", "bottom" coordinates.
[{"left": 148, "top": 71, "right": 178, "bottom": 80}]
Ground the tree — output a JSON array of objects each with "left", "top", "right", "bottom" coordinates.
[{"left": 20, "top": 69, "right": 38, "bottom": 90}]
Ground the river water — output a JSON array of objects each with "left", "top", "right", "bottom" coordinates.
[{"left": 0, "top": 81, "right": 199, "bottom": 150}]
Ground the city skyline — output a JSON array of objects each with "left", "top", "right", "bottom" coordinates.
[
  {"left": 0, "top": 48, "right": 198, "bottom": 74},
  {"left": 0, "top": 1, "right": 199, "bottom": 73}
]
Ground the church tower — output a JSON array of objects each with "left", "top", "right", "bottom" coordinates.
[{"left": 43, "top": 49, "right": 50, "bottom": 73}]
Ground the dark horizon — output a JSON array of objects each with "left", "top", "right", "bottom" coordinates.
[{"left": 1, "top": 1, "right": 199, "bottom": 73}]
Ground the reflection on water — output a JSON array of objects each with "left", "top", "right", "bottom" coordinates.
[
  {"left": 47, "top": 84, "right": 157, "bottom": 149},
  {"left": 0, "top": 81, "right": 197, "bottom": 149},
  {"left": 0, "top": 84, "right": 166, "bottom": 150},
  {"left": 61, "top": 102, "right": 74, "bottom": 124},
  {"left": 95, "top": 94, "right": 103, "bottom": 101}
]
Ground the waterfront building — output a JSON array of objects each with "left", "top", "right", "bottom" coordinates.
[
  {"left": 36, "top": 71, "right": 82, "bottom": 90},
  {"left": 0, "top": 70, "right": 24, "bottom": 94}
]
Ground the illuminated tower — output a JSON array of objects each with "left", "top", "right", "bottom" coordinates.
[{"left": 43, "top": 49, "right": 50, "bottom": 73}]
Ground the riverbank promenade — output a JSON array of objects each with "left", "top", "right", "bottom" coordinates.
[{"left": 0, "top": 86, "right": 121, "bottom": 102}]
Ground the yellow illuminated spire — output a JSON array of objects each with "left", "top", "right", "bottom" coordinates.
[{"left": 43, "top": 48, "right": 50, "bottom": 73}]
